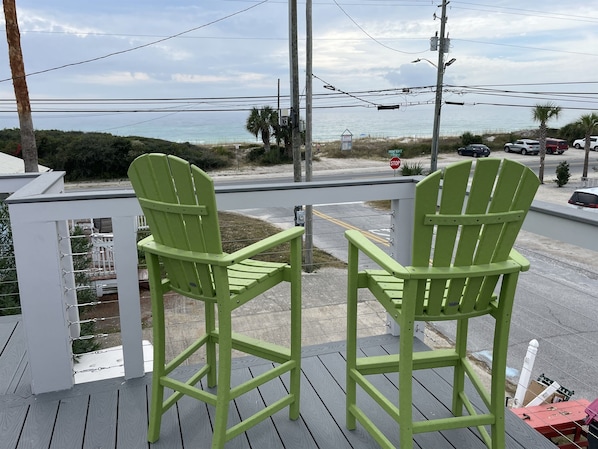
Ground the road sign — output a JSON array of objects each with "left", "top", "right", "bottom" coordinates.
[
  {"left": 388, "top": 149, "right": 403, "bottom": 157},
  {"left": 390, "top": 157, "right": 401, "bottom": 170}
]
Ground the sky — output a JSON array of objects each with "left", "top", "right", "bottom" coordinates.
[{"left": 0, "top": 0, "right": 597, "bottom": 136}]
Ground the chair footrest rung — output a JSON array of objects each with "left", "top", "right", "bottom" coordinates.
[
  {"left": 412, "top": 413, "right": 495, "bottom": 434},
  {"left": 230, "top": 360, "right": 296, "bottom": 400},
  {"left": 228, "top": 331, "right": 291, "bottom": 364},
  {"left": 355, "top": 349, "right": 460, "bottom": 375},
  {"left": 225, "top": 394, "right": 296, "bottom": 442},
  {"left": 161, "top": 372, "right": 217, "bottom": 406}
]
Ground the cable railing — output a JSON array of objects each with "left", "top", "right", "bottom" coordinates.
[{"left": 0, "top": 201, "right": 19, "bottom": 316}]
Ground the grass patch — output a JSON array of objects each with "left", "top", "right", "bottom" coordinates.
[{"left": 219, "top": 211, "right": 345, "bottom": 269}]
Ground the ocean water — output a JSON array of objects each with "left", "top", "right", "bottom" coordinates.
[{"left": 4, "top": 103, "right": 580, "bottom": 145}]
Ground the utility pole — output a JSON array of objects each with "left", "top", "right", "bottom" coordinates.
[
  {"left": 3, "top": 0, "right": 38, "bottom": 172},
  {"left": 430, "top": 0, "right": 449, "bottom": 173},
  {"left": 288, "top": 0, "right": 301, "bottom": 182},
  {"left": 304, "top": 0, "right": 314, "bottom": 271}
]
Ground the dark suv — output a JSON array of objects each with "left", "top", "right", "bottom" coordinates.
[
  {"left": 546, "top": 138, "right": 568, "bottom": 155},
  {"left": 457, "top": 144, "right": 491, "bottom": 158},
  {"left": 568, "top": 187, "right": 598, "bottom": 210}
]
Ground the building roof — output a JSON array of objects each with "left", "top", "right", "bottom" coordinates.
[{"left": 0, "top": 151, "right": 50, "bottom": 174}]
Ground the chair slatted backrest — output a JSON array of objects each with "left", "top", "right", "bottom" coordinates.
[
  {"left": 411, "top": 158, "right": 539, "bottom": 319},
  {"left": 128, "top": 153, "right": 222, "bottom": 299}
]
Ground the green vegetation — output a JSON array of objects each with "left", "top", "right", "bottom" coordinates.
[
  {"left": 70, "top": 226, "right": 100, "bottom": 355},
  {"left": 554, "top": 161, "right": 571, "bottom": 187},
  {"left": 400, "top": 161, "right": 425, "bottom": 176},
  {"left": 460, "top": 131, "right": 483, "bottom": 146},
  {"left": 0, "top": 128, "right": 235, "bottom": 181},
  {"left": 0, "top": 201, "right": 19, "bottom": 315},
  {"left": 220, "top": 211, "right": 345, "bottom": 268},
  {"left": 532, "top": 102, "right": 562, "bottom": 183}
]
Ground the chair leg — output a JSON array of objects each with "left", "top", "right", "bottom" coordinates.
[
  {"left": 289, "top": 237, "right": 302, "bottom": 420},
  {"left": 147, "top": 367, "right": 165, "bottom": 443},
  {"left": 398, "top": 315, "right": 414, "bottom": 449},
  {"left": 346, "top": 243, "right": 359, "bottom": 430},
  {"left": 212, "top": 310, "right": 233, "bottom": 449},
  {"left": 205, "top": 300, "right": 217, "bottom": 388},
  {"left": 452, "top": 318, "right": 468, "bottom": 416},
  {"left": 147, "top": 254, "right": 166, "bottom": 443}
]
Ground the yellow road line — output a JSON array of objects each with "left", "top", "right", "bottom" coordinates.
[{"left": 313, "top": 209, "right": 389, "bottom": 246}]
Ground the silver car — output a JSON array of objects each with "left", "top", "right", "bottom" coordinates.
[{"left": 504, "top": 139, "right": 540, "bottom": 155}]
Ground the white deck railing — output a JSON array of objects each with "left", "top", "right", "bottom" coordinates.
[{"left": 2, "top": 170, "right": 598, "bottom": 394}]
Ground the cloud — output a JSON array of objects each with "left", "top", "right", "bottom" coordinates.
[
  {"left": 76, "top": 71, "right": 151, "bottom": 85},
  {"left": 172, "top": 72, "right": 266, "bottom": 84}
]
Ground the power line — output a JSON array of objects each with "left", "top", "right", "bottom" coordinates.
[
  {"left": 0, "top": 0, "right": 271, "bottom": 83},
  {"left": 332, "top": 0, "right": 428, "bottom": 55}
]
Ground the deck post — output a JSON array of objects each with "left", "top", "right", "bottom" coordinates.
[
  {"left": 111, "top": 216, "right": 145, "bottom": 379},
  {"left": 8, "top": 186, "right": 75, "bottom": 393},
  {"left": 389, "top": 184, "right": 421, "bottom": 339}
]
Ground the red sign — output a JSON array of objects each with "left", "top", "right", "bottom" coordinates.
[{"left": 390, "top": 157, "right": 401, "bottom": 170}]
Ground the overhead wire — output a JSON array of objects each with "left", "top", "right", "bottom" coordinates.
[{"left": 0, "top": 0, "right": 271, "bottom": 83}]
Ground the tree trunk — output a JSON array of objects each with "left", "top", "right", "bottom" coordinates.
[
  {"left": 538, "top": 122, "right": 547, "bottom": 183},
  {"left": 583, "top": 131, "right": 591, "bottom": 179},
  {"left": 3, "top": 0, "right": 38, "bottom": 172}
]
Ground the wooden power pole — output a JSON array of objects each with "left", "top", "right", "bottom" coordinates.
[{"left": 3, "top": 0, "right": 38, "bottom": 172}]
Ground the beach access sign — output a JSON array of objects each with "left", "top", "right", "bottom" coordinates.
[{"left": 341, "top": 129, "right": 353, "bottom": 151}]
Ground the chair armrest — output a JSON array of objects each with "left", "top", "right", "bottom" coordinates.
[
  {"left": 508, "top": 248, "right": 531, "bottom": 272},
  {"left": 345, "top": 229, "right": 410, "bottom": 278},
  {"left": 224, "top": 226, "right": 305, "bottom": 265},
  {"left": 138, "top": 226, "right": 304, "bottom": 266},
  {"left": 138, "top": 236, "right": 230, "bottom": 265}
]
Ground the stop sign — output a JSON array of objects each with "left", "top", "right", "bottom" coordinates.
[{"left": 390, "top": 157, "right": 401, "bottom": 170}]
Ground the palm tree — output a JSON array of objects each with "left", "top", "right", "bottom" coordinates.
[
  {"left": 577, "top": 113, "right": 598, "bottom": 179},
  {"left": 246, "top": 106, "right": 278, "bottom": 153},
  {"left": 532, "top": 103, "right": 561, "bottom": 183}
]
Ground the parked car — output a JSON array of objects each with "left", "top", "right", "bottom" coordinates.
[
  {"left": 457, "top": 144, "right": 491, "bottom": 158},
  {"left": 545, "top": 138, "right": 568, "bottom": 155},
  {"left": 504, "top": 139, "right": 540, "bottom": 155},
  {"left": 568, "top": 187, "right": 598, "bottom": 210},
  {"left": 573, "top": 136, "right": 598, "bottom": 150}
]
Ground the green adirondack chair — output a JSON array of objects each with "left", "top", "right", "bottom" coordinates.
[
  {"left": 128, "top": 154, "right": 304, "bottom": 448},
  {"left": 345, "top": 158, "right": 540, "bottom": 449}
]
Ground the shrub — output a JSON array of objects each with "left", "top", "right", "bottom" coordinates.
[
  {"left": 401, "top": 162, "right": 425, "bottom": 176},
  {"left": 0, "top": 201, "right": 19, "bottom": 316},
  {"left": 554, "top": 161, "right": 571, "bottom": 187},
  {"left": 461, "top": 131, "right": 483, "bottom": 146},
  {"left": 70, "top": 226, "right": 100, "bottom": 355}
]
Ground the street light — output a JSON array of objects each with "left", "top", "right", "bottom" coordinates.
[{"left": 412, "top": 56, "right": 456, "bottom": 173}]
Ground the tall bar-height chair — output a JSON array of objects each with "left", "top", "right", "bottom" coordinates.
[
  {"left": 345, "top": 158, "right": 539, "bottom": 448},
  {"left": 128, "top": 153, "right": 304, "bottom": 448}
]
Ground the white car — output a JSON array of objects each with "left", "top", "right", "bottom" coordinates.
[
  {"left": 504, "top": 139, "right": 540, "bottom": 155},
  {"left": 573, "top": 136, "right": 598, "bottom": 150},
  {"left": 568, "top": 187, "right": 598, "bottom": 211}
]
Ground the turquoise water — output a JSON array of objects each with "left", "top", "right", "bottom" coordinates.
[{"left": 2, "top": 103, "right": 580, "bottom": 144}]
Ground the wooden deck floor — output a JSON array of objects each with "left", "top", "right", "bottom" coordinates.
[{"left": 0, "top": 315, "right": 555, "bottom": 449}]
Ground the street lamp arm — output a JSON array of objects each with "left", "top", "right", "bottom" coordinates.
[{"left": 411, "top": 58, "right": 438, "bottom": 68}]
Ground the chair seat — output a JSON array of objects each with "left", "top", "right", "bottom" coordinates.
[
  {"left": 362, "top": 269, "right": 498, "bottom": 321},
  {"left": 228, "top": 259, "right": 287, "bottom": 294}
]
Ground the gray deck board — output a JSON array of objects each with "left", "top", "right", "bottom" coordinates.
[{"left": 0, "top": 315, "right": 561, "bottom": 449}]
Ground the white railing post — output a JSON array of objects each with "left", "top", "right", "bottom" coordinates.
[
  {"left": 10, "top": 211, "right": 74, "bottom": 393},
  {"left": 388, "top": 188, "right": 418, "bottom": 338},
  {"left": 111, "top": 215, "right": 144, "bottom": 379}
]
